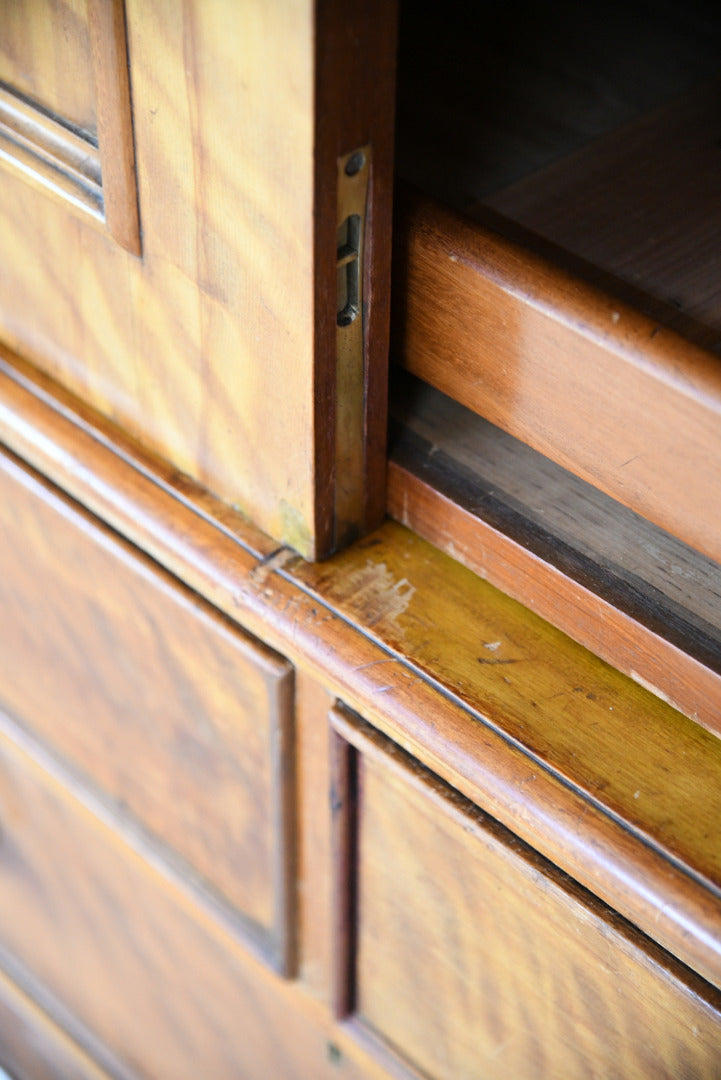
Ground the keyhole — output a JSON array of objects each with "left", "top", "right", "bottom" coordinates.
[{"left": 337, "top": 214, "right": 361, "bottom": 327}]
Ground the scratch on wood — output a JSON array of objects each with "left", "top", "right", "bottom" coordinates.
[{"left": 249, "top": 546, "right": 298, "bottom": 585}]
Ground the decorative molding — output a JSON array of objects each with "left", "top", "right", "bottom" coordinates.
[{"left": 0, "top": 0, "right": 140, "bottom": 253}]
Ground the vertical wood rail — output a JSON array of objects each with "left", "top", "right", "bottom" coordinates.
[
  {"left": 313, "top": 0, "right": 398, "bottom": 558},
  {"left": 88, "top": 0, "right": 141, "bottom": 254},
  {"left": 329, "top": 707, "right": 358, "bottom": 1019},
  {"left": 335, "top": 146, "right": 371, "bottom": 547}
]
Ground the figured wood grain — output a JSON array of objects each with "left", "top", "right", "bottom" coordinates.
[
  {"left": 0, "top": 0, "right": 396, "bottom": 556},
  {"left": 0, "top": 0, "right": 96, "bottom": 135},
  {"left": 0, "top": 2, "right": 139, "bottom": 251},
  {"left": 0, "top": 368, "right": 719, "bottom": 993},
  {"left": 0, "top": 708, "right": 386, "bottom": 1080},
  {"left": 388, "top": 373, "right": 721, "bottom": 734},
  {"left": 0, "top": 447, "right": 295, "bottom": 968},
  {"left": 394, "top": 188, "right": 721, "bottom": 564},
  {"left": 340, "top": 714, "right": 721, "bottom": 1080}
]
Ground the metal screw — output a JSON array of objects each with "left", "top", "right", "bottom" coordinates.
[{"left": 345, "top": 151, "right": 365, "bottom": 177}]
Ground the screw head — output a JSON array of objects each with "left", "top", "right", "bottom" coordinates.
[{"left": 345, "top": 151, "right": 366, "bottom": 176}]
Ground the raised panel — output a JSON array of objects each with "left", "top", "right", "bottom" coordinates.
[
  {"left": 0, "top": 449, "right": 294, "bottom": 970},
  {"left": 0, "top": 0, "right": 397, "bottom": 557},
  {"left": 331, "top": 707, "right": 721, "bottom": 1080},
  {"left": 0, "top": 0, "right": 140, "bottom": 251},
  {"left": 0, "top": 0, "right": 96, "bottom": 134},
  {"left": 0, "top": 711, "right": 372, "bottom": 1080}
]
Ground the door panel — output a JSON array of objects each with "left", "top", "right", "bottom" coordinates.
[{"left": 0, "top": 0, "right": 397, "bottom": 557}]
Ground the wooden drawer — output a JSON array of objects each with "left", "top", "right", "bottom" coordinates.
[
  {"left": 0, "top": 451, "right": 293, "bottom": 967},
  {"left": 0, "top": 706, "right": 365, "bottom": 1080},
  {"left": 331, "top": 708, "right": 721, "bottom": 1080}
]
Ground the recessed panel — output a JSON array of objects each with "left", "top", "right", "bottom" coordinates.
[
  {"left": 0, "top": 0, "right": 96, "bottom": 136},
  {"left": 0, "top": 451, "right": 294, "bottom": 969},
  {"left": 335, "top": 712, "right": 721, "bottom": 1080}
]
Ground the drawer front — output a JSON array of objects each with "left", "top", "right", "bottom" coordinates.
[
  {"left": 331, "top": 709, "right": 721, "bottom": 1080},
  {"left": 0, "top": 711, "right": 353, "bottom": 1080},
  {"left": 0, "top": 452, "right": 293, "bottom": 966}
]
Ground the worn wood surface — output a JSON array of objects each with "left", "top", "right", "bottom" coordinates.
[
  {"left": 0, "top": 1, "right": 396, "bottom": 556},
  {"left": 393, "top": 188, "right": 721, "bottom": 564},
  {"left": 0, "top": 707, "right": 386, "bottom": 1080},
  {"left": 388, "top": 371, "right": 721, "bottom": 734},
  {"left": 0, "top": 367, "right": 719, "bottom": 993},
  {"left": 0, "top": 447, "right": 295, "bottom": 968},
  {"left": 336, "top": 712, "right": 721, "bottom": 1080}
]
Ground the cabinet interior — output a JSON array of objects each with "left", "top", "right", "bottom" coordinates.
[{"left": 389, "top": 0, "right": 721, "bottom": 727}]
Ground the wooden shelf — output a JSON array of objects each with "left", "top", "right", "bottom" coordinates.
[{"left": 388, "top": 370, "right": 721, "bottom": 736}]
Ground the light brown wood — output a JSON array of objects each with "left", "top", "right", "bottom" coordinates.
[
  {"left": 388, "top": 374, "right": 721, "bottom": 735},
  {"left": 0, "top": 961, "right": 117, "bottom": 1080},
  {"left": 0, "top": 706, "right": 386, "bottom": 1080},
  {"left": 0, "top": 82, "right": 102, "bottom": 217},
  {"left": 0, "top": 364, "right": 719, "bottom": 995},
  {"left": 394, "top": 188, "right": 721, "bottom": 564},
  {"left": 0, "top": 0, "right": 96, "bottom": 134},
  {"left": 0, "top": 1, "right": 140, "bottom": 251},
  {"left": 389, "top": 457, "right": 721, "bottom": 736},
  {"left": 0, "top": 1, "right": 397, "bottom": 557},
  {"left": 336, "top": 712, "right": 721, "bottom": 1080},
  {"left": 0, "top": 446, "right": 295, "bottom": 969},
  {"left": 88, "top": 0, "right": 141, "bottom": 254}
]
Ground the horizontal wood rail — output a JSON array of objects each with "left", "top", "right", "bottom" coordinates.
[
  {"left": 393, "top": 188, "right": 721, "bottom": 564},
  {"left": 388, "top": 375, "right": 721, "bottom": 737},
  {"left": 2, "top": 346, "right": 721, "bottom": 991}
]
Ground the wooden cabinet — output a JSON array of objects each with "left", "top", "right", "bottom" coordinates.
[{"left": 0, "top": 3, "right": 719, "bottom": 1078}]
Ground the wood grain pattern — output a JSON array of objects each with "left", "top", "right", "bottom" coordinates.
[
  {"left": 0, "top": 0, "right": 396, "bottom": 556},
  {"left": 313, "top": 0, "right": 397, "bottom": 553},
  {"left": 393, "top": 188, "right": 721, "bottom": 564},
  {"left": 294, "top": 672, "right": 339, "bottom": 1008},
  {"left": 0, "top": 0, "right": 96, "bottom": 135},
  {"left": 337, "top": 713, "right": 721, "bottom": 1080},
  {"left": 0, "top": 365, "right": 718, "bottom": 994},
  {"left": 88, "top": 0, "right": 141, "bottom": 253},
  {"left": 388, "top": 373, "right": 721, "bottom": 735},
  {"left": 485, "top": 78, "right": 721, "bottom": 343},
  {"left": 0, "top": 1, "right": 140, "bottom": 251},
  {"left": 0, "top": 707, "right": 385, "bottom": 1080},
  {"left": 0, "top": 447, "right": 295, "bottom": 969},
  {"left": 0, "top": 83, "right": 102, "bottom": 217}
]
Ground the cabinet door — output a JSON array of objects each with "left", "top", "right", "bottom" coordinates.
[{"left": 0, "top": 0, "right": 397, "bottom": 558}]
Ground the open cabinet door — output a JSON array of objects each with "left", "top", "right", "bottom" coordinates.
[{"left": 0, "top": 0, "right": 397, "bottom": 559}]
